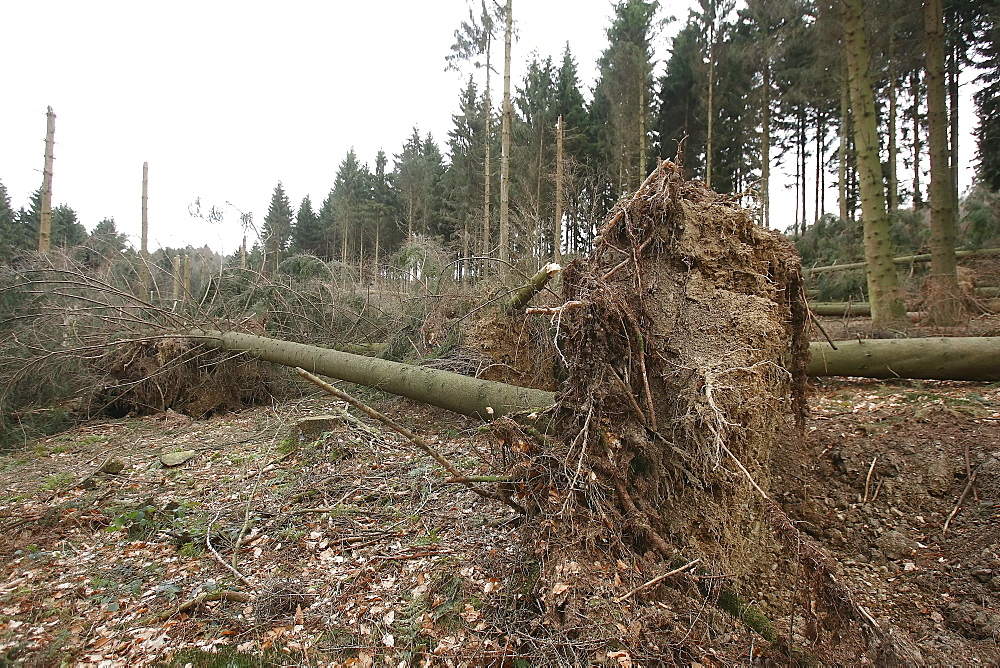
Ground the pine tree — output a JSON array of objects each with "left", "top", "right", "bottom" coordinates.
[
  {"left": 0, "top": 181, "right": 27, "bottom": 260},
  {"left": 594, "top": 0, "right": 659, "bottom": 196},
  {"left": 260, "top": 182, "right": 294, "bottom": 272},
  {"left": 656, "top": 21, "right": 707, "bottom": 174},
  {"left": 291, "top": 195, "right": 322, "bottom": 256},
  {"left": 975, "top": 4, "right": 1000, "bottom": 191},
  {"left": 329, "top": 150, "right": 372, "bottom": 269}
]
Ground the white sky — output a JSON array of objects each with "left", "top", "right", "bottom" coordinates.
[{"left": 0, "top": 1, "right": 980, "bottom": 255}]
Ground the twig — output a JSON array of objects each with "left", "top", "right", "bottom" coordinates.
[
  {"left": 614, "top": 559, "right": 701, "bottom": 603},
  {"left": 943, "top": 464, "right": 981, "bottom": 537},
  {"left": 296, "top": 368, "right": 526, "bottom": 515},
  {"left": 150, "top": 590, "right": 251, "bottom": 623},
  {"left": 808, "top": 309, "right": 838, "bottom": 350},
  {"left": 863, "top": 456, "right": 878, "bottom": 503},
  {"left": 207, "top": 510, "right": 254, "bottom": 588}
]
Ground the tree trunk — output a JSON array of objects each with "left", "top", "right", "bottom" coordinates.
[
  {"left": 762, "top": 61, "right": 771, "bottom": 228},
  {"left": 191, "top": 330, "right": 554, "bottom": 420},
  {"left": 507, "top": 262, "right": 561, "bottom": 311},
  {"left": 804, "top": 246, "right": 1000, "bottom": 276},
  {"left": 841, "top": 0, "right": 907, "bottom": 330},
  {"left": 887, "top": 31, "right": 899, "bottom": 214},
  {"left": 140, "top": 162, "right": 150, "bottom": 297},
  {"left": 808, "top": 337, "right": 1000, "bottom": 381},
  {"left": 911, "top": 71, "right": 923, "bottom": 208},
  {"left": 638, "top": 84, "right": 647, "bottom": 182},
  {"left": 706, "top": 23, "right": 715, "bottom": 190},
  {"left": 925, "top": 0, "right": 961, "bottom": 325},
  {"left": 499, "top": 0, "right": 512, "bottom": 270},
  {"left": 839, "top": 72, "right": 849, "bottom": 223},
  {"left": 554, "top": 115, "right": 564, "bottom": 263},
  {"left": 483, "top": 39, "right": 493, "bottom": 271},
  {"left": 171, "top": 255, "right": 182, "bottom": 303},
  {"left": 38, "top": 107, "right": 56, "bottom": 253},
  {"left": 809, "top": 302, "right": 871, "bottom": 317}
]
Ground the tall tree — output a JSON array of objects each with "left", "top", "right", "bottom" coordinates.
[
  {"left": 447, "top": 0, "right": 499, "bottom": 266},
  {"left": 656, "top": 20, "right": 707, "bottom": 174},
  {"left": 841, "top": 0, "right": 907, "bottom": 329},
  {"left": 329, "top": 150, "right": 372, "bottom": 269},
  {"left": 595, "top": 0, "right": 659, "bottom": 195},
  {"left": 974, "top": 3, "right": 1000, "bottom": 191},
  {"left": 444, "top": 77, "right": 488, "bottom": 279},
  {"left": 499, "top": 0, "right": 514, "bottom": 270},
  {"left": 260, "top": 182, "right": 294, "bottom": 272},
  {"left": 925, "top": 0, "right": 961, "bottom": 324},
  {"left": 291, "top": 195, "right": 322, "bottom": 256}
]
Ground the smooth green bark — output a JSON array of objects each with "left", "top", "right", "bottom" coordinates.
[{"left": 841, "top": 0, "right": 907, "bottom": 330}]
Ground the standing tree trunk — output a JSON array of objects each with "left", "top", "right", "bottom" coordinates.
[
  {"left": 483, "top": 38, "right": 493, "bottom": 272},
  {"left": 762, "top": 61, "right": 771, "bottom": 228},
  {"left": 842, "top": 0, "right": 907, "bottom": 329},
  {"left": 925, "top": 0, "right": 961, "bottom": 324},
  {"left": 839, "top": 72, "right": 849, "bottom": 223},
  {"left": 38, "top": 107, "right": 56, "bottom": 253},
  {"left": 638, "top": 84, "right": 647, "bottom": 182},
  {"left": 887, "top": 32, "right": 899, "bottom": 214},
  {"left": 911, "top": 71, "right": 923, "bottom": 208},
  {"left": 554, "top": 115, "right": 564, "bottom": 263},
  {"left": 706, "top": 22, "right": 716, "bottom": 190},
  {"left": 499, "top": 0, "right": 513, "bottom": 271},
  {"left": 140, "top": 162, "right": 150, "bottom": 297},
  {"left": 171, "top": 255, "right": 182, "bottom": 303}
]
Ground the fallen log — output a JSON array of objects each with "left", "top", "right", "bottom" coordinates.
[
  {"left": 807, "top": 337, "right": 1000, "bottom": 381},
  {"left": 810, "top": 302, "right": 871, "bottom": 317},
  {"left": 188, "top": 329, "right": 554, "bottom": 420},
  {"left": 803, "top": 247, "right": 1000, "bottom": 276},
  {"left": 189, "top": 330, "right": 1000, "bottom": 417}
]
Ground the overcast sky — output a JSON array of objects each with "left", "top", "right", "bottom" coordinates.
[{"left": 0, "top": 1, "right": 980, "bottom": 256}]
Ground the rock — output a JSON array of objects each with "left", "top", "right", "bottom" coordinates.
[
  {"left": 990, "top": 576, "right": 1000, "bottom": 592},
  {"left": 292, "top": 414, "right": 348, "bottom": 443},
  {"left": 877, "top": 529, "right": 917, "bottom": 560},
  {"left": 925, "top": 449, "right": 953, "bottom": 496},
  {"left": 98, "top": 458, "right": 126, "bottom": 475},
  {"left": 160, "top": 450, "right": 198, "bottom": 467}
]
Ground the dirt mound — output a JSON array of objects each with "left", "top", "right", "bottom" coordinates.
[
  {"left": 497, "top": 161, "right": 814, "bottom": 660},
  {"left": 97, "top": 336, "right": 275, "bottom": 418}
]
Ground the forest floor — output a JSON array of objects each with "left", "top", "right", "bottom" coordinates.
[{"left": 0, "top": 368, "right": 998, "bottom": 665}]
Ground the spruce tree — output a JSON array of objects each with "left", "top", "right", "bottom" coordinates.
[
  {"left": 260, "top": 182, "right": 294, "bottom": 273},
  {"left": 291, "top": 195, "right": 322, "bottom": 256}
]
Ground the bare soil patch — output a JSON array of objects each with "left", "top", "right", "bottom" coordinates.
[{"left": 0, "top": 377, "right": 997, "bottom": 666}]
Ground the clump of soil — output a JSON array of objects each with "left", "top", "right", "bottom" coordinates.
[
  {"left": 97, "top": 337, "right": 275, "bottom": 418},
  {"left": 503, "top": 161, "right": 813, "bottom": 659}
]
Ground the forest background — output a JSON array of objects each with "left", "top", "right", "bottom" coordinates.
[{"left": 0, "top": 0, "right": 1000, "bottom": 298}]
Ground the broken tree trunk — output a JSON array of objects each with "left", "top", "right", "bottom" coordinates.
[
  {"left": 188, "top": 329, "right": 553, "bottom": 420},
  {"left": 506, "top": 262, "right": 561, "bottom": 311},
  {"left": 807, "top": 337, "right": 1000, "bottom": 381}
]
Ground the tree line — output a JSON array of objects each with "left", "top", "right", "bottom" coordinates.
[{"left": 3, "top": 1, "right": 1000, "bottom": 307}]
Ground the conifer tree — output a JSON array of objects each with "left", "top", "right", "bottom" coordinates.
[
  {"left": 260, "top": 182, "right": 294, "bottom": 273},
  {"left": 292, "top": 195, "right": 322, "bottom": 256},
  {"left": 594, "top": 0, "right": 659, "bottom": 196}
]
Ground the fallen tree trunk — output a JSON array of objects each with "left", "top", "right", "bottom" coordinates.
[
  {"left": 804, "top": 247, "right": 1000, "bottom": 276},
  {"left": 188, "top": 331, "right": 1000, "bottom": 417},
  {"left": 810, "top": 302, "right": 871, "bottom": 317},
  {"left": 807, "top": 337, "right": 1000, "bottom": 381},
  {"left": 188, "top": 329, "right": 554, "bottom": 420}
]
